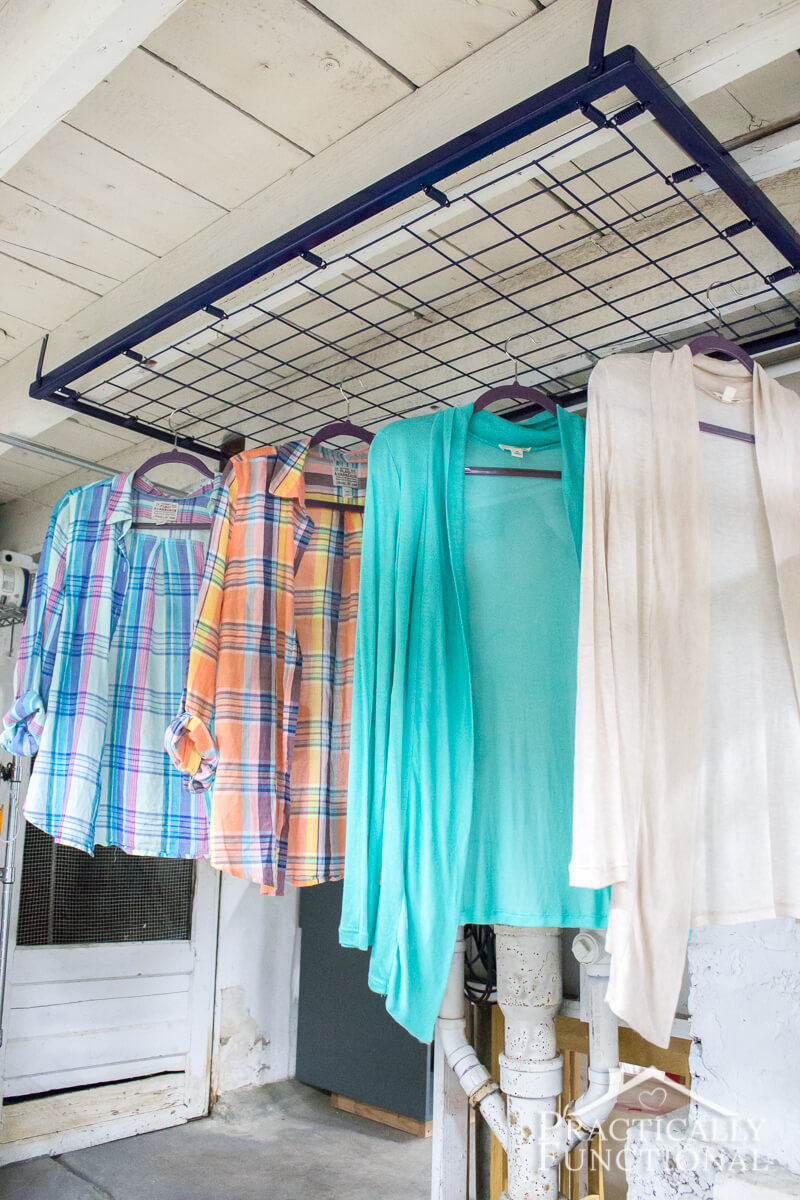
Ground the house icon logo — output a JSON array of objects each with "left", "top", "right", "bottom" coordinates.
[
  {"left": 566, "top": 1066, "right": 768, "bottom": 1177},
  {"left": 574, "top": 1064, "right": 735, "bottom": 1124}
]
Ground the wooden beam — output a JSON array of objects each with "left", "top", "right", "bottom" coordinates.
[
  {"left": 431, "top": 1027, "right": 470, "bottom": 1200},
  {"left": 490, "top": 1004, "right": 507, "bottom": 1200},
  {"left": 0, "top": 0, "right": 189, "bottom": 178},
  {"left": 555, "top": 1016, "right": 692, "bottom": 1080},
  {"left": 331, "top": 1093, "right": 432, "bottom": 1138}
]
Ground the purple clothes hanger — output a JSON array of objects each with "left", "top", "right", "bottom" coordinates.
[
  {"left": 133, "top": 448, "right": 215, "bottom": 484},
  {"left": 472, "top": 380, "right": 559, "bottom": 417},
  {"left": 307, "top": 420, "right": 375, "bottom": 449},
  {"left": 305, "top": 389, "right": 374, "bottom": 512},
  {"left": 467, "top": 337, "right": 563, "bottom": 479},
  {"left": 131, "top": 414, "right": 216, "bottom": 530},
  {"left": 688, "top": 332, "right": 756, "bottom": 446},
  {"left": 688, "top": 333, "right": 756, "bottom": 375}
]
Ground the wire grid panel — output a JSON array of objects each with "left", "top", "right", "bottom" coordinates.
[
  {"left": 75, "top": 93, "right": 800, "bottom": 449},
  {"left": 16, "top": 822, "right": 195, "bottom": 946}
]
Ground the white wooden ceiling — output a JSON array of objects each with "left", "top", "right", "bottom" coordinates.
[{"left": 0, "top": 0, "right": 799, "bottom": 541}]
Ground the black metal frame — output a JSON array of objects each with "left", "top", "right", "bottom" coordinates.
[{"left": 28, "top": 29, "right": 800, "bottom": 456}]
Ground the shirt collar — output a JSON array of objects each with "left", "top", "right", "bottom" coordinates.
[
  {"left": 267, "top": 439, "right": 310, "bottom": 504},
  {"left": 106, "top": 470, "right": 217, "bottom": 532},
  {"left": 106, "top": 471, "right": 139, "bottom": 532}
]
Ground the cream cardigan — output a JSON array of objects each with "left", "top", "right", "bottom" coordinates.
[{"left": 571, "top": 347, "right": 800, "bottom": 1047}]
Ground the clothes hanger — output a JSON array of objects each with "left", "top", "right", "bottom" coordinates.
[
  {"left": 305, "top": 386, "right": 373, "bottom": 512},
  {"left": 688, "top": 286, "right": 756, "bottom": 445},
  {"left": 307, "top": 384, "right": 375, "bottom": 450},
  {"left": 467, "top": 336, "right": 563, "bottom": 479},
  {"left": 132, "top": 411, "right": 215, "bottom": 530},
  {"left": 688, "top": 333, "right": 756, "bottom": 375}
]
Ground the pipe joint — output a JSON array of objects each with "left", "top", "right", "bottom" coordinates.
[
  {"left": 499, "top": 1054, "right": 564, "bottom": 1100},
  {"left": 470, "top": 1078, "right": 502, "bottom": 1108}
]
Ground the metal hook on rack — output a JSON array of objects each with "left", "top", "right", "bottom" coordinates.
[
  {"left": 167, "top": 408, "right": 181, "bottom": 449},
  {"left": 504, "top": 333, "right": 538, "bottom": 383},
  {"left": 704, "top": 280, "right": 727, "bottom": 326},
  {"left": 338, "top": 378, "right": 364, "bottom": 419},
  {"left": 504, "top": 336, "right": 520, "bottom": 384}
]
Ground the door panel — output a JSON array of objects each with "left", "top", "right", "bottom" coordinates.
[{"left": 0, "top": 648, "right": 220, "bottom": 1161}]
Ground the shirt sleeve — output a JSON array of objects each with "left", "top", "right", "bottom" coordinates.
[
  {"left": 165, "top": 463, "right": 237, "bottom": 789},
  {"left": 339, "top": 433, "right": 401, "bottom": 950},
  {"left": 570, "top": 362, "right": 630, "bottom": 889},
  {"left": 1, "top": 492, "right": 71, "bottom": 756}
]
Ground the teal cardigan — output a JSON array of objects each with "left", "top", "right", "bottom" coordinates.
[{"left": 339, "top": 401, "right": 606, "bottom": 1040}]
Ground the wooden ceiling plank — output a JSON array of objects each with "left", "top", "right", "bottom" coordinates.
[
  {"left": 0, "top": 0, "right": 190, "bottom": 178},
  {"left": 68, "top": 48, "right": 310, "bottom": 211},
  {"left": 3, "top": 123, "right": 226, "bottom": 258},
  {"left": 693, "top": 52, "right": 800, "bottom": 143},
  {"left": 0, "top": 183, "right": 156, "bottom": 295},
  {"left": 308, "top": 0, "right": 539, "bottom": 87},
  {"left": 0, "top": 252, "right": 98, "bottom": 329},
  {"left": 144, "top": 0, "right": 412, "bottom": 155},
  {"left": 0, "top": 311, "right": 49, "bottom": 363}
]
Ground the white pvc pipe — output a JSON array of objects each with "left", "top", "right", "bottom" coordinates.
[
  {"left": 566, "top": 929, "right": 622, "bottom": 1150},
  {"left": 437, "top": 930, "right": 508, "bottom": 1152},
  {"left": 495, "top": 926, "right": 567, "bottom": 1200}
]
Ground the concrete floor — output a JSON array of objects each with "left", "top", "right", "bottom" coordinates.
[{"left": 0, "top": 1080, "right": 432, "bottom": 1200}]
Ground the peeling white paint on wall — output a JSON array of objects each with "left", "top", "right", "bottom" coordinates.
[
  {"left": 212, "top": 875, "right": 300, "bottom": 1096},
  {"left": 626, "top": 1109, "right": 759, "bottom": 1200},
  {"left": 689, "top": 921, "right": 800, "bottom": 1173},
  {"left": 626, "top": 920, "right": 800, "bottom": 1200}
]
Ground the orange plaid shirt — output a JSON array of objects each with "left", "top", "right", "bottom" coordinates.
[{"left": 165, "top": 440, "right": 367, "bottom": 893}]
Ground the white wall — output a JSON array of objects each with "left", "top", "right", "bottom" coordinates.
[
  {"left": 689, "top": 921, "right": 800, "bottom": 1172},
  {"left": 0, "top": 497, "right": 52, "bottom": 560},
  {"left": 626, "top": 921, "right": 800, "bottom": 1200},
  {"left": 212, "top": 877, "right": 300, "bottom": 1095}
]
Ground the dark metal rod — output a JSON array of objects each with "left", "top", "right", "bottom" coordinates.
[
  {"left": 43, "top": 391, "right": 222, "bottom": 459},
  {"left": 304, "top": 500, "right": 365, "bottom": 512},
  {"left": 589, "top": 0, "right": 613, "bottom": 75},
  {"left": 622, "top": 51, "right": 800, "bottom": 272},
  {"left": 35, "top": 334, "right": 49, "bottom": 386},
  {"left": 465, "top": 467, "right": 562, "bottom": 478}
]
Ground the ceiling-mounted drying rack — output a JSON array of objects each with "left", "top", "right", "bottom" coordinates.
[{"left": 28, "top": 0, "right": 800, "bottom": 457}]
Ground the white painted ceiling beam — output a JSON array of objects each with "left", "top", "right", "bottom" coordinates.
[
  {"left": 2, "top": 0, "right": 799, "bottom": 445},
  {"left": 0, "top": 0, "right": 189, "bottom": 178}
]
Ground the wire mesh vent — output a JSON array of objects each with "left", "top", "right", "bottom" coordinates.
[
  {"left": 61, "top": 86, "right": 799, "bottom": 452},
  {"left": 17, "top": 822, "right": 194, "bottom": 946}
]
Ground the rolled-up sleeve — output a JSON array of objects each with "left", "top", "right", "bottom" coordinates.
[
  {"left": 2, "top": 492, "right": 71, "bottom": 755},
  {"left": 165, "top": 465, "right": 236, "bottom": 788}
]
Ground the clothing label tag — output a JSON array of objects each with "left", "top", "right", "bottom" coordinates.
[
  {"left": 498, "top": 444, "right": 532, "bottom": 459},
  {"left": 712, "top": 386, "right": 742, "bottom": 405},
  {"left": 151, "top": 501, "right": 179, "bottom": 524},
  {"left": 332, "top": 462, "right": 360, "bottom": 489}
]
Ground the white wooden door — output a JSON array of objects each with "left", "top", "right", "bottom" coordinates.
[{"left": 0, "top": 768, "right": 220, "bottom": 1163}]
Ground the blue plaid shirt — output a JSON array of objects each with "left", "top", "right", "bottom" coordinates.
[{"left": 2, "top": 471, "right": 220, "bottom": 858}]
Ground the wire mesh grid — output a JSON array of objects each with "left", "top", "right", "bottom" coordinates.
[
  {"left": 69, "top": 90, "right": 800, "bottom": 450},
  {"left": 16, "top": 822, "right": 195, "bottom": 946}
]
